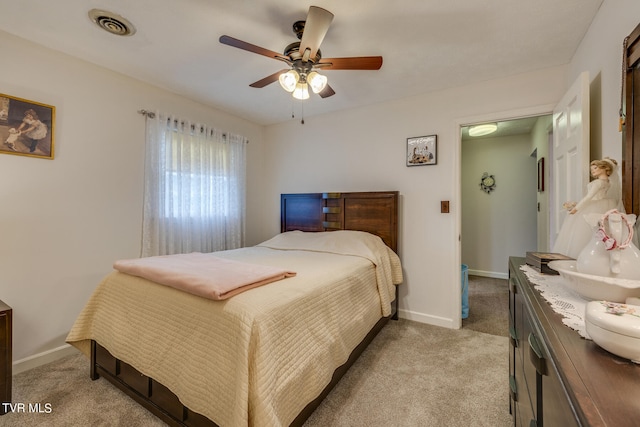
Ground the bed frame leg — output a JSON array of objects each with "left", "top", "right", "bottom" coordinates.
[
  {"left": 392, "top": 288, "right": 399, "bottom": 320},
  {"left": 90, "top": 340, "right": 99, "bottom": 380}
]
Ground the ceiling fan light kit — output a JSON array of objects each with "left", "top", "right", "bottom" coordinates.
[
  {"left": 278, "top": 69, "right": 327, "bottom": 98},
  {"left": 279, "top": 70, "right": 299, "bottom": 92},
  {"left": 293, "top": 82, "right": 310, "bottom": 100},
  {"left": 219, "top": 5, "right": 383, "bottom": 108},
  {"left": 307, "top": 71, "right": 328, "bottom": 93}
]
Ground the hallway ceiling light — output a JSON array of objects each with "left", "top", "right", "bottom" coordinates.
[{"left": 469, "top": 123, "right": 498, "bottom": 137}]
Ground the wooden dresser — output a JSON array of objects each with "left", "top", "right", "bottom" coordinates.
[
  {"left": 508, "top": 257, "right": 640, "bottom": 426},
  {"left": 0, "top": 299, "right": 11, "bottom": 415}
]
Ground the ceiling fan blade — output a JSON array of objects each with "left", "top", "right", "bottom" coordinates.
[
  {"left": 318, "top": 84, "right": 335, "bottom": 98},
  {"left": 219, "top": 35, "right": 291, "bottom": 64},
  {"left": 317, "top": 56, "right": 383, "bottom": 70},
  {"left": 299, "top": 6, "right": 334, "bottom": 61},
  {"left": 249, "top": 69, "right": 289, "bottom": 88}
]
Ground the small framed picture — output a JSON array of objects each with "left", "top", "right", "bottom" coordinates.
[
  {"left": 0, "top": 93, "right": 55, "bottom": 159},
  {"left": 407, "top": 135, "right": 437, "bottom": 166},
  {"left": 537, "top": 157, "right": 545, "bottom": 192}
]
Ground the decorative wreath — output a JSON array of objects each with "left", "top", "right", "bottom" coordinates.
[{"left": 480, "top": 172, "right": 496, "bottom": 193}]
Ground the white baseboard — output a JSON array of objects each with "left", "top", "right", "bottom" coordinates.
[
  {"left": 468, "top": 269, "right": 508, "bottom": 280},
  {"left": 397, "top": 309, "right": 455, "bottom": 329},
  {"left": 13, "top": 344, "right": 80, "bottom": 375}
]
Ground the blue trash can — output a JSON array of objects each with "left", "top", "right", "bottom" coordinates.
[{"left": 461, "top": 264, "right": 469, "bottom": 319}]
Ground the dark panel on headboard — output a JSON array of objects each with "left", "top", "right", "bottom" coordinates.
[
  {"left": 281, "top": 193, "right": 324, "bottom": 232},
  {"left": 281, "top": 191, "right": 399, "bottom": 252}
]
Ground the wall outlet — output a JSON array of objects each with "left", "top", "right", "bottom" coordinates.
[{"left": 441, "top": 201, "right": 450, "bottom": 213}]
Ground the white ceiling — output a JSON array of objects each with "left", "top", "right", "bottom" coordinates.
[{"left": 0, "top": 0, "right": 603, "bottom": 126}]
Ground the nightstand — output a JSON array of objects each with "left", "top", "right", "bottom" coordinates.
[{"left": 0, "top": 299, "right": 11, "bottom": 415}]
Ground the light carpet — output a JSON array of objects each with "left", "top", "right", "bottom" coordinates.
[
  {"left": 462, "top": 275, "right": 509, "bottom": 337},
  {"left": 3, "top": 275, "right": 511, "bottom": 426},
  {"left": 3, "top": 320, "right": 510, "bottom": 426}
]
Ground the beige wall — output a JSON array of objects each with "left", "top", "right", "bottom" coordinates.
[{"left": 0, "top": 31, "right": 265, "bottom": 362}]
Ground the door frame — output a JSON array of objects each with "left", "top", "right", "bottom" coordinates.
[
  {"left": 623, "top": 22, "right": 640, "bottom": 215},
  {"left": 453, "top": 103, "right": 555, "bottom": 329}
]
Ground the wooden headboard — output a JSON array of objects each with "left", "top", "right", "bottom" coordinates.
[{"left": 281, "top": 191, "right": 399, "bottom": 253}]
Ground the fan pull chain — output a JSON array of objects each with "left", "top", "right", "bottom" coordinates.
[{"left": 290, "top": 97, "right": 305, "bottom": 124}]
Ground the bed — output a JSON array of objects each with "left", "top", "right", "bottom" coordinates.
[{"left": 66, "top": 191, "right": 401, "bottom": 427}]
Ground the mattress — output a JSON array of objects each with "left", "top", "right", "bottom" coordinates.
[{"left": 66, "top": 231, "right": 403, "bottom": 426}]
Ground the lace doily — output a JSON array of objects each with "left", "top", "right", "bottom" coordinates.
[{"left": 519, "top": 265, "right": 591, "bottom": 339}]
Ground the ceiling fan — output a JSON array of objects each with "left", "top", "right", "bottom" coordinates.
[{"left": 219, "top": 6, "right": 383, "bottom": 100}]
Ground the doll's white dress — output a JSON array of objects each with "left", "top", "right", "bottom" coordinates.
[{"left": 552, "top": 178, "right": 620, "bottom": 258}]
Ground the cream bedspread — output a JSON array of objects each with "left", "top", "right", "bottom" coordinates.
[{"left": 66, "top": 231, "right": 403, "bottom": 427}]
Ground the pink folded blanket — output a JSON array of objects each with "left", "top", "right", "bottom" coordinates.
[{"left": 113, "top": 253, "right": 296, "bottom": 300}]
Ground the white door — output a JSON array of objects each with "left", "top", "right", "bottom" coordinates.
[{"left": 550, "top": 71, "right": 590, "bottom": 249}]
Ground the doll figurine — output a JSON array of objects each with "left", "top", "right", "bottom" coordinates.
[{"left": 552, "top": 157, "right": 623, "bottom": 258}]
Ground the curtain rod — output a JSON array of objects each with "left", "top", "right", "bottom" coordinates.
[
  {"left": 137, "top": 109, "right": 155, "bottom": 118},
  {"left": 137, "top": 109, "right": 248, "bottom": 143}
]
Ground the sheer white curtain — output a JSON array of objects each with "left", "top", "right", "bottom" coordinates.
[{"left": 141, "top": 112, "right": 247, "bottom": 257}]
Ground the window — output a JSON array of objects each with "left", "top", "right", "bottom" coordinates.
[{"left": 141, "top": 113, "right": 247, "bottom": 256}]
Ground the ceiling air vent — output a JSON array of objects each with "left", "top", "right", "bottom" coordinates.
[{"left": 88, "top": 9, "right": 136, "bottom": 36}]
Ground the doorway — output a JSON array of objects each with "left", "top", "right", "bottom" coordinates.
[
  {"left": 459, "top": 114, "right": 551, "bottom": 324},
  {"left": 460, "top": 115, "right": 551, "bottom": 278}
]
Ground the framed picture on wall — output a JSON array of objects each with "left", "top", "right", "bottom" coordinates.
[
  {"left": 0, "top": 93, "right": 55, "bottom": 159},
  {"left": 538, "top": 157, "right": 545, "bottom": 192},
  {"left": 406, "top": 135, "right": 437, "bottom": 166}
]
